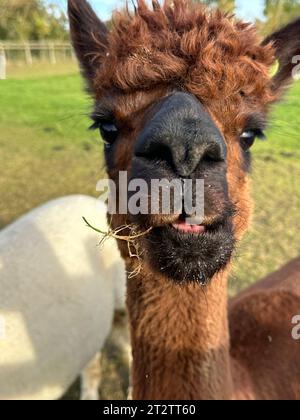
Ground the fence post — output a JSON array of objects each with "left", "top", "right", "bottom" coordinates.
[
  {"left": 24, "top": 43, "right": 33, "bottom": 65},
  {"left": 71, "top": 47, "right": 76, "bottom": 61},
  {"left": 0, "top": 44, "right": 6, "bottom": 80},
  {"left": 49, "top": 43, "right": 56, "bottom": 65}
]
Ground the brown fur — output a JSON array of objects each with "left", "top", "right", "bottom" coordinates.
[{"left": 68, "top": 0, "right": 300, "bottom": 400}]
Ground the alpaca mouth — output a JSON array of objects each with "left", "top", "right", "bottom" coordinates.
[
  {"left": 170, "top": 212, "right": 231, "bottom": 235},
  {"left": 166, "top": 215, "right": 230, "bottom": 240},
  {"left": 143, "top": 214, "right": 235, "bottom": 285},
  {"left": 172, "top": 217, "right": 206, "bottom": 235}
]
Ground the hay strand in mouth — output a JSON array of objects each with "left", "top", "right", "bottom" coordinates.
[
  {"left": 82, "top": 217, "right": 152, "bottom": 278},
  {"left": 82, "top": 217, "right": 152, "bottom": 242}
]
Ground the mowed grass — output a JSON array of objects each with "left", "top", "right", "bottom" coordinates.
[
  {"left": 231, "top": 82, "right": 300, "bottom": 293},
  {"left": 0, "top": 66, "right": 104, "bottom": 229},
  {"left": 0, "top": 64, "right": 300, "bottom": 399},
  {"left": 6, "top": 60, "right": 79, "bottom": 80}
]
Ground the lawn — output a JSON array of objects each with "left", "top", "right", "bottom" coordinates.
[
  {"left": 0, "top": 64, "right": 104, "bottom": 229},
  {"left": 0, "top": 63, "right": 300, "bottom": 399},
  {"left": 231, "top": 84, "right": 300, "bottom": 293}
]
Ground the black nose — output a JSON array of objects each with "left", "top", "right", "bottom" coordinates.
[{"left": 134, "top": 92, "right": 226, "bottom": 177}]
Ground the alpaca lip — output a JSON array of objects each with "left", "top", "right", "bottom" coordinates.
[
  {"left": 172, "top": 220, "right": 206, "bottom": 234},
  {"left": 145, "top": 219, "right": 235, "bottom": 285}
]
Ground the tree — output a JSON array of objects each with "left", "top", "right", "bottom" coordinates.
[
  {"left": 258, "top": 0, "right": 300, "bottom": 35},
  {"left": 218, "top": 0, "right": 235, "bottom": 13},
  {"left": 0, "top": 0, "right": 68, "bottom": 41},
  {"left": 194, "top": 0, "right": 236, "bottom": 14}
]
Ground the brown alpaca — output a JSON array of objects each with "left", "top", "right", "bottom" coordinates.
[{"left": 68, "top": 0, "right": 300, "bottom": 400}]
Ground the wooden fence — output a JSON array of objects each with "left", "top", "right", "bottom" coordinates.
[{"left": 0, "top": 41, "right": 75, "bottom": 79}]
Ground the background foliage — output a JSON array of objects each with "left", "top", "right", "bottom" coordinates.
[
  {"left": 0, "top": 0, "right": 67, "bottom": 40},
  {"left": 1, "top": 0, "right": 300, "bottom": 41}
]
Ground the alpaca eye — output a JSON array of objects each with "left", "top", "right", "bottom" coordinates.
[
  {"left": 240, "top": 130, "right": 265, "bottom": 151},
  {"left": 240, "top": 131, "right": 256, "bottom": 150},
  {"left": 99, "top": 122, "right": 119, "bottom": 145}
]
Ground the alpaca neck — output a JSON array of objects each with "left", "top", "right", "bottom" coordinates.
[{"left": 127, "top": 267, "right": 233, "bottom": 400}]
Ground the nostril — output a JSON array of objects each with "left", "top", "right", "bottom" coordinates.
[
  {"left": 202, "top": 143, "right": 226, "bottom": 163},
  {"left": 155, "top": 144, "right": 174, "bottom": 168},
  {"left": 136, "top": 142, "right": 174, "bottom": 168}
]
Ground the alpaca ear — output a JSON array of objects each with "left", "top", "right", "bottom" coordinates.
[
  {"left": 263, "top": 18, "right": 300, "bottom": 93},
  {"left": 68, "top": 0, "right": 108, "bottom": 84}
]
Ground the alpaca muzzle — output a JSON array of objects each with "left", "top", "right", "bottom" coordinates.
[{"left": 134, "top": 91, "right": 227, "bottom": 178}]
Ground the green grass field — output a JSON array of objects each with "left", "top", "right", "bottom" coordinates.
[
  {"left": 1, "top": 63, "right": 300, "bottom": 399},
  {"left": 0, "top": 64, "right": 104, "bottom": 228}
]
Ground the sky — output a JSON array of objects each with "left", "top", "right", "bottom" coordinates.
[{"left": 51, "top": 0, "right": 265, "bottom": 22}]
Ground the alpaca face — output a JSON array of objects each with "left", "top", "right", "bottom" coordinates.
[
  {"left": 112, "top": 90, "right": 236, "bottom": 284},
  {"left": 69, "top": 0, "right": 300, "bottom": 284}
]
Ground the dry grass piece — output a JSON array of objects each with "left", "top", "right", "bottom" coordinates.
[{"left": 83, "top": 216, "right": 152, "bottom": 278}]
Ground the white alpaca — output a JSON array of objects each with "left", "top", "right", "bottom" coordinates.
[{"left": 0, "top": 195, "right": 126, "bottom": 400}]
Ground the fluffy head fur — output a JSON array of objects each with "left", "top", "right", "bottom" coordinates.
[
  {"left": 90, "top": 0, "right": 279, "bottom": 140},
  {"left": 93, "top": 1, "right": 275, "bottom": 100}
]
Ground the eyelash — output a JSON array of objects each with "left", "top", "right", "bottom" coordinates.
[
  {"left": 89, "top": 120, "right": 101, "bottom": 131},
  {"left": 89, "top": 118, "right": 119, "bottom": 146}
]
